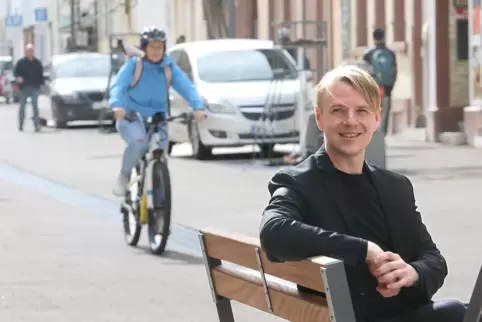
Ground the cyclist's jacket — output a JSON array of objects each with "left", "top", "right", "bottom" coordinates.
[{"left": 108, "top": 55, "right": 204, "bottom": 117}]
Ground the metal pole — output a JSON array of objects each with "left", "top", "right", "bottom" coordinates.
[
  {"left": 227, "top": 0, "right": 236, "bottom": 38},
  {"left": 296, "top": 0, "right": 306, "bottom": 149},
  {"left": 70, "top": 0, "right": 76, "bottom": 49}
]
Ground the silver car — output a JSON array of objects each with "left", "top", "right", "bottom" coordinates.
[{"left": 167, "top": 39, "right": 310, "bottom": 159}]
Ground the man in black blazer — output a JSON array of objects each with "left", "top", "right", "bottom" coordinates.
[{"left": 259, "top": 65, "right": 467, "bottom": 321}]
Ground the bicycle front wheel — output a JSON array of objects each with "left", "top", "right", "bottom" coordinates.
[
  {"left": 123, "top": 165, "right": 142, "bottom": 246},
  {"left": 147, "top": 159, "right": 171, "bottom": 255}
]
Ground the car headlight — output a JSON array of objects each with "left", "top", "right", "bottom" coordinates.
[{"left": 206, "top": 103, "right": 236, "bottom": 114}]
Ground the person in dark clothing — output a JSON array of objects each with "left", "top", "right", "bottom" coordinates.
[
  {"left": 259, "top": 65, "right": 467, "bottom": 322},
  {"left": 14, "top": 43, "right": 44, "bottom": 132},
  {"left": 363, "top": 29, "right": 397, "bottom": 136}
]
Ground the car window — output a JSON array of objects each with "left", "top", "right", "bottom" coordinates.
[
  {"left": 53, "top": 55, "right": 111, "bottom": 78},
  {"left": 196, "top": 49, "right": 297, "bottom": 83},
  {"left": 169, "top": 50, "right": 181, "bottom": 64},
  {"left": 177, "top": 51, "right": 192, "bottom": 74}
]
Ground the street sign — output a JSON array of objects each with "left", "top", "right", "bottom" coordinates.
[
  {"left": 34, "top": 7, "right": 48, "bottom": 22},
  {"left": 4, "top": 14, "right": 23, "bottom": 28}
]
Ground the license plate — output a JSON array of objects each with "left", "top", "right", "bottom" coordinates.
[
  {"left": 92, "top": 100, "right": 107, "bottom": 109},
  {"left": 251, "top": 123, "right": 272, "bottom": 135}
]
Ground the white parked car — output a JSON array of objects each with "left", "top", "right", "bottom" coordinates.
[{"left": 167, "top": 39, "right": 311, "bottom": 159}]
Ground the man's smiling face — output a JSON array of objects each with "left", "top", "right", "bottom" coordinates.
[{"left": 315, "top": 81, "right": 381, "bottom": 157}]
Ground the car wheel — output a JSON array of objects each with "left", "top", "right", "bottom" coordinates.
[
  {"left": 259, "top": 143, "right": 276, "bottom": 158},
  {"left": 167, "top": 142, "right": 174, "bottom": 155},
  {"left": 188, "top": 121, "right": 212, "bottom": 160}
]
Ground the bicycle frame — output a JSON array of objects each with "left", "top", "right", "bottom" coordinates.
[
  {"left": 141, "top": 121, "right": 166, "bottom": 211},
  {"left": 124, "top": 113, "right": 191, "bottom": 222}
]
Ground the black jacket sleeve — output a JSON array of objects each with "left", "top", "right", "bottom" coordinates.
[
  {"left": 14, "top": 59, "right": 22, "bottom": 78},
  {"left": 404, "top": 178, "right": 448, "bottom": 301},
  {"left": 259, "top": 171, "right": 368, "bottom": 267}
]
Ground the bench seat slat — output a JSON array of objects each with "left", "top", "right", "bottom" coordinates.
[{"left": 212, "top": 267, "right": 330, "bottom": 322}]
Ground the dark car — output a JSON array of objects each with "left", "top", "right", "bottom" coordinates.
[{"left": 39, "top": 52, "right": 114, "bottom": 128}]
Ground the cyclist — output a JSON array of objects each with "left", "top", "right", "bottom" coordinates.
[{"left": 109, "top": 27, "right": 206, "bottom": 197}]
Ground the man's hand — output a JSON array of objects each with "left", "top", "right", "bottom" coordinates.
[
  {"left": 193, "top": 110, "right": 207, "bottom": 121},
  {"left": 112, "top": 107, "right": 126, "bottom": 120},
  {"left": 365, "top": 241, "right": 384, "bottom": 262},
  {"left": 369, "top": 252, "right": 419, "bottom": 297},
  {"left": 16, "top": 76, "right": 23, "bottom": 84}
]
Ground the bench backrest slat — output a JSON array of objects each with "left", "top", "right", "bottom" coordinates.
[{"left": 201, "top": 228, "right": 337, "bottom": 293}]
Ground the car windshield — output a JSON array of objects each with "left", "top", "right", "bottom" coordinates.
[
  {"left": 53, "top": 55, "right": 111, "bottom": 78},
  {"left": 196, "top": 49, "right": 297, "bottom": 82}
]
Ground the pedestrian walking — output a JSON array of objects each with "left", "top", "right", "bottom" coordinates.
[
  {"left": 363, "top": 29, "right": 397, "bottom": 136},
  {"left": 14, "top": 43, "right": 44, "bottom": 132}
]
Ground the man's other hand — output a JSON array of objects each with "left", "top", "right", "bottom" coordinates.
[
  {"left": 16, "top": 76, "right": 23, "bottom": 84},
  {"left": 369, "top": 251, "right": 420, "bottom": 297}
]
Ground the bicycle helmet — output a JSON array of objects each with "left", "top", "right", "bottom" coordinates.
[{"left": 140, "top": 26, "right": 168, "bottom": 50}]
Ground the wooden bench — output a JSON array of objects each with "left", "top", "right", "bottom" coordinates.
[{"left": 198, "top": 228, "right": 356, "bottom": 322}]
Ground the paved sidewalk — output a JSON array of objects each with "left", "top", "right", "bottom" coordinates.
[{"left": 0, "top": 180, "right": 279, "bottom": 322}]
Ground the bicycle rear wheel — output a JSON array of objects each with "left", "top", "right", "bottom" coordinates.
[
  {"left": 147, "top": 159, "right": 171, "bottom": 254},
  {"left": 122, "top": 165, "right": 142, "bottom": 246}
]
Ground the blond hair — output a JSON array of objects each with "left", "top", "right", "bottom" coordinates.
[{"left": 314, "top": 65, "right": 381, "bottom": 112}]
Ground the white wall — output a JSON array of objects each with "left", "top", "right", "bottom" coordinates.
[
  {"left": 0, "top": 2, "right": 7, "bottom": 47},
  {"left": 4, "top": 0, "right": 26, "bottom": 61},
  {"left": 2, "top": 0, "right": 53, "bottom": 62},
  {"left": 133, "top": 0, "right": 174, "bottom": 47}
]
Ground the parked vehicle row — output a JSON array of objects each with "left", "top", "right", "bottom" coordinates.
[{"left": 36, "top": 39, "right": 312, "bottom": 159}]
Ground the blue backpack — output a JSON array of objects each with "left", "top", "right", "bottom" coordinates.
[{"left": 371, "top": 48, "right": 396, "bottom": 87}]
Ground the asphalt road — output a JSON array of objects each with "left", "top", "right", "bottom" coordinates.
[{"left": 1, "top": 102, "right": 482, "bottom": 321}]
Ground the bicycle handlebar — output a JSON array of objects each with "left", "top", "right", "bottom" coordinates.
[{"left": 146, "top": 112, "right": 194, "bottom": 125}]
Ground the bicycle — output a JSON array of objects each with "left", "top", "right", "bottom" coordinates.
[{"left": 120, "top": 111, "right": 192, "bottom": 254}]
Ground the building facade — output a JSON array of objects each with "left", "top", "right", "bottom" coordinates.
[
  {"left": 231, "top": 0, "right": 472, "bottom": 143},
  {"left": 4, "top": 0, "right": 470, "bottom": 145}
]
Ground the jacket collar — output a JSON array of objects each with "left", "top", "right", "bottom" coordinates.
[{"left": 313, "top": 144, "right": 376, "bottom": 174}]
